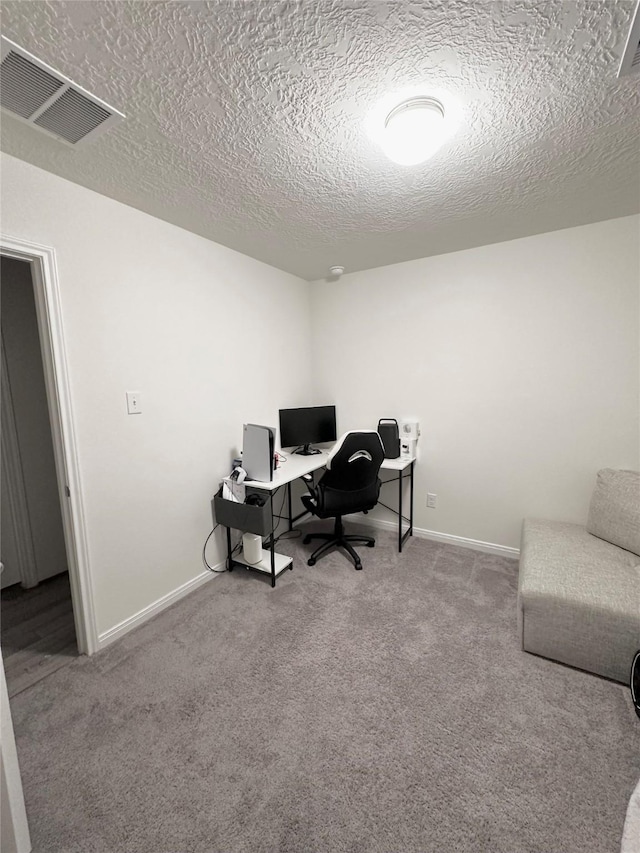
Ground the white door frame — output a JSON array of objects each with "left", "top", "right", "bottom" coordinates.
[{"left": 1, "top": 236, "right": 97, "bottom": 654}]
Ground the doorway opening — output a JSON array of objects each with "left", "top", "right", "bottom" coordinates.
[
  {"left": 0, "top": 239, "right": 96, "bottom": 697},
  {"left": 1, "top": 257, "right": 77, "bottom": 696}
]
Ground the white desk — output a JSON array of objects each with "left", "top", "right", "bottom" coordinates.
[
  {"left": 243, "top": 448, "right": 333, "bottom": 492},
  {"left": 238, "top": 448, "right": 416, "bottom": 579}
]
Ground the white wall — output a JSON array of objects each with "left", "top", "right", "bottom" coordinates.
[
  {"left": 1, "top": 154, "right": 312, "bottom": 639},
  {"left": 311, "top": 216, "right": 640, "bottom": 550},
  {"left": 2, "top": 152, "right": 637, "bottom": 640}
]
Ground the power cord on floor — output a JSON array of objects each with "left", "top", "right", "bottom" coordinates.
[
  {"left": 202, "top": 524, "right": 242, "bottom": 573},
  {"left": 274, "top": 529, "right": 302, "bottom": 544},
  {"left": 202, "top": 524, "right": 225, "bottom": 573}
]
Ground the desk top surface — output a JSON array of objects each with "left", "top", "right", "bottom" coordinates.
[{"left": 243, "top": 446, "right": 415, "bottom": 490}]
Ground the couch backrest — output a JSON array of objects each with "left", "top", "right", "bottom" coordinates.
[{"left": 587, "top": 469, "right": 640, "bottom": 556}]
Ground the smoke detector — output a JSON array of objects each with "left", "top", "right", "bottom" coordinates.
[
  {"left": 329, "top": 265, "right": 345, "bottom": 278},
  {"left": 0, "top": 36, "right": 125, "bottom": 145}
]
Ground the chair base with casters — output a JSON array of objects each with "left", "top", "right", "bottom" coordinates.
[{"left": 303, "top": 515, "right": 375, "bottom": 570}]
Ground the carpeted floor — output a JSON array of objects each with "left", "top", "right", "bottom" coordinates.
[{"left": 8, "top": 526, "right": 640, "bottom": 853}]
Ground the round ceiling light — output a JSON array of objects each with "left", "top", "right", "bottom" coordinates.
[{"left": 380, "top": 96, "right": 447, "bottom": 166}]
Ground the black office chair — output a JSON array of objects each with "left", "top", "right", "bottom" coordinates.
[{"left": 301, "top": 430, "right": 384, "bottom": 570}]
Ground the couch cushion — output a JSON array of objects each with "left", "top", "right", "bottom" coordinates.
[
  {"left": 586, "top": 468, "right": 640, "bottom": 557},
  {"left": 518, "top": 518, "right": 640, "bottom": 682}
]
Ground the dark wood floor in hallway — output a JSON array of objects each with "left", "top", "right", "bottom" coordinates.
[{"left": 1, "top": 572, "right": 77, "bottom": 698}]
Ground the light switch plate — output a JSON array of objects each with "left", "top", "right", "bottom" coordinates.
[{"left": 126, "top": 392, "right": 141, "bottom": 414}]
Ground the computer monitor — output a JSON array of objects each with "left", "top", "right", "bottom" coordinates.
[{"left": 278, "top": 405, "right": 337, "bottom": 455}]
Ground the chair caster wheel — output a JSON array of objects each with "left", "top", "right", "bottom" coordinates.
[
  {"left": 303, "top": 536, "right": 312, "bottom": 545},
  {"left": 355, "top": 562, "right": 362, "bottom": 570},
  {"left": 307, "top": 558, "right": 316, "bottom": 566},
  {"left": 367, "top": 541, "right": 375, "bottom": 548}
]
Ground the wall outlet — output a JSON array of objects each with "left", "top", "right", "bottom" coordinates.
[{"left": 426, "top": 493, "right": 437, "bottom": 508}]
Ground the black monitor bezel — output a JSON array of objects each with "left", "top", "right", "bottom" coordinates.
[{"left": 278, "top": 405, "right": 337, "bottom": 452}]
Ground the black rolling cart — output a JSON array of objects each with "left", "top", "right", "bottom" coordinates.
[{"left": 212, "top": 486, "right": 293, "bottom": 588}]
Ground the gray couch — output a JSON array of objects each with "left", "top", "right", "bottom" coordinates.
[{"left": 518, "top": 469, "right": 640, "bottom": 683}]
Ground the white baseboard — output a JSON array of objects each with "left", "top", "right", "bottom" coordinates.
[
  {"left": 352, "top": 514, "right": 520, "bottom": 559},
  {"left": 97, "top": 564, "right": 223, "bottom": 649}
]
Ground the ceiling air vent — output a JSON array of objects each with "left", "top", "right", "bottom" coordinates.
[
  {"left": 0, "top": 36, "right": 124, "bottom": 145},
  {"left": 618, "top": 0, "right": 640, "bottom": 77}
]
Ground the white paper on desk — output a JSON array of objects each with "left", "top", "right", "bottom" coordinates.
[{"left": 222, "top": 478, "right": 246, "bottom": 503}]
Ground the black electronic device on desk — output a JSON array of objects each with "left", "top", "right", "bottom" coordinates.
[
  {"left": 377, "top": 418, "right": 400, "bottom": 459},
  {"left": 279, "top": 405, "right": 337, "bottom": 455}
]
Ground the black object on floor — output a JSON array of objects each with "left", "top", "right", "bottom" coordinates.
[{"left": 631, "top": 650, "right": 640, "bottom": 719}]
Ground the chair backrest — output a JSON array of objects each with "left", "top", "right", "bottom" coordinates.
[{"left": 314, "top": 431, "right": 384, "bottom": 516}]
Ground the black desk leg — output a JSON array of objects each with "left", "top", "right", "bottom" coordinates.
[
  {"left": 287, "top": 482, "right": 293, "bottom": 531},
  {"left": 226, "top": 526, "right": 233, "bottom": 572},
  {"left": 398, "top": 468, "right": 403, "bottom": 552},
  {"left": 270, "top": 494, "right": 276, "bottom": 588},
  {"left": 398, "top": 462, "right": 415, "bottom": 553},
  {"left": 409, "top": 461, "right": 415, "bottom": 540}
]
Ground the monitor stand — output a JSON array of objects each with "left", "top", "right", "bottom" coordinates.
[{"left": 294, "top": 444, "right": 322, "bottom": 456}]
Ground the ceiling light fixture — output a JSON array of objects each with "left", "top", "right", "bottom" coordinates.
[{"left": 380, "top": 96, "right": 447, "bottom": 166}]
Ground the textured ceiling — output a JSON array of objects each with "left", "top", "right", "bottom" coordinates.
[{"left": 1, "top": 0, "right": 639, "bottom": 281}]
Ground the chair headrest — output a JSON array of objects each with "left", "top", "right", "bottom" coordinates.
[{"left": 326, "top": 431, "right": 384, "bottom": 470}]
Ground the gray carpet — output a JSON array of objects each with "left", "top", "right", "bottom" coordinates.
[{"left": 8, "top": 526, "right": 640, "bottom": 853}]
